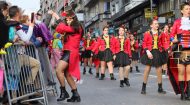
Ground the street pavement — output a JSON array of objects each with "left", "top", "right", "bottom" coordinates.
[{"left": 48, "top": 64, "right": 190, "bottom": 105}]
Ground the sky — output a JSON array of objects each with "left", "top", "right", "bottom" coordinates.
[{"left": 9, "top": 0, "right": 40, "bottom": 15}]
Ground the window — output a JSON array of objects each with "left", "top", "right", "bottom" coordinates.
[{"left": 104, "top": 2, "right": 110, "bottom": 12}]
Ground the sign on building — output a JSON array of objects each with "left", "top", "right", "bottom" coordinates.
[{"left": 144, "top": 8, "right": 158, "bottom": 18}]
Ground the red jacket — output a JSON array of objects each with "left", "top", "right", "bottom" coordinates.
[
  {"left": 131, "top": 40, "right": 139, "bottom": 51},
  {"left": 56, "top": 22, "right": 82, "bottom": 80},
  {"left": 115, "top": 37, "right": 132, "bottom": 57},
  {"left": 142, "top": 31, "right": 162, "bottom": 52},
  {"left": 170, "top": 19, "right": 182, "bottom": 41},
  {"left": 160, "top": 32, "right": 170, "bottom": 50},
  {"left": 92, "top": 35, "right": 117, "bottom": 54},
  {"left": 83, "top": 39, "right": 94, "bottom": 49},
  {"left": 87, "top": 39, "right": 99, "bottom": 55}
]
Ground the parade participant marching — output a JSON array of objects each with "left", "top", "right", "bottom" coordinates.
[
  {"left": 114, "top": 26, "right": 131, "bottom": 87},
  {"left": 140, "top": 17, "right": 166, "bottom": 94},
  {"left": 130, "top": 33, "right": 140, "bottom": 73},
  {"left": 88, "top": 35, "right": 101, "bottom": 78},
  {"left": 82, "top": 32, "right": 94, "bottom": 75},
  {"left": 169, "top": 2, "right": 190, "bottom": 101},
  {"left": 159, "top": 24, "right": 170, "bottom": 76},
  {"left": 49, "top": 6, "right": 83, "bottom": 102},
  {"left": 93, "top": 26, "right": 117, "bottom": 80}
]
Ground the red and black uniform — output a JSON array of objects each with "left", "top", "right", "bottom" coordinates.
[
  {"left": 159, "top": 31, "right": 170, "bottom": 64},
  {"left": 131, "top": 40, "right": 139, "bottom": 61},
  {"left": 88, "top": 38, "right": 100, "bottom": 67},
  {"left": 56, "top": 22, "right": 83, "bottom": 80},
  {"left": 168, "top": 18, "right": 190, "bottom": 96},
  {"left": 93, "top": 35, "right": 118, "bottom": 62},
  {"left": 114, "top": 37, "right": 132, "bottom": 67},
  {"left": 141, "top": 31, "right": 164, "bottom": 67},
  {"left": 83, "top": 38, "right": 94, "bottom": 58}
]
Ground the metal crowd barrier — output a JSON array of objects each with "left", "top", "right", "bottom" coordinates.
[
  {"left": 1, "top": 44, "right": 49, "bottom": 105},
  {"left": 37, "top": 47, "right": 58, "bottom": 96}
]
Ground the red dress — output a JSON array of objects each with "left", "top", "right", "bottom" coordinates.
[{"left": 56, "top": 23, "right": 83, "bottom": 80}]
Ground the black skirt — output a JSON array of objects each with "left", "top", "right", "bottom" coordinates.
[
  {"left": 83, "top": 50, "right": 92, "bottom": 58},
  {"left": 161, "top": 50, "right": 169, "bottom": 64},
  {"left": 60, "top": 50, "right": 70, "bottom": 63},
  {"left": 141, "top": 49, "right": 163, "bottom": 67},
  {"left": 114, "top": 51, "right": 131, "bottom": 67},
  {"left": 132, "top": 51, "right": 139, "bottom": 61},
  {"left": 99, "top": 48, "right": 113, "bottom": 62}
]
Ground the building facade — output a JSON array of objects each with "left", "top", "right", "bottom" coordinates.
[{"left": 84, "top": 0, "right": 111, "bottom": 36}]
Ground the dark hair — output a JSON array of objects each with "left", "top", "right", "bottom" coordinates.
[
  {"left": 149, "top": 19, "right": 158, "bottom": 26},
  {"left": 103, "top": 26, "right": 109, "bottom": 31},
  {"left": 63, "top": 15, "right": 84, "bottom": 42},
  {"left": 181, "top": 2, "right": 190, "bottom": 10},
  {"left": 0, "top": 1, "right": 8, "bottom": 18},
  {"left": 0, "top": 1, "right": 8, "bottom": 11},
  {"left": 119, "top": 26, "right": 125, "bottom": 30},
  {"left": 9, "top": 6, "right": 20, "bottom": 18}
]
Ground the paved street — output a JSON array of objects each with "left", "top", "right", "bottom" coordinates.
[{"left": 48, "top": 64, "right": 190, "bottom": 105}]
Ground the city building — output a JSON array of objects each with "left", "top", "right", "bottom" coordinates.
[{"left": 84, "top": 0, "right": 111, "bottom": 36}]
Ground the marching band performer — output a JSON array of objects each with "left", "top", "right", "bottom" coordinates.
[
  {"left": 140, "top": 17, "right": 166, "bottom": 94},
  {"left": 169, "top": 2, "right": 190, "bottom": 100},
  {"left": 93, "top": 26, "right": 117, "bottom": 80},
  {"left": 130, "top": 33, "right": 140, "bottom": 73},
  {"left": 114, "top": 26, "right": 131, "bottom": 87}
]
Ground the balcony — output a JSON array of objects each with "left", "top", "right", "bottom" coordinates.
[
  {"left": 111, "top": 0, "right": 147, "bottom": 21},
  {"left": 84, "top": 0, "right": 98, "bottom": 7},
  {"left": 85, "top": 14, "right": 100, "bottom": 28}
]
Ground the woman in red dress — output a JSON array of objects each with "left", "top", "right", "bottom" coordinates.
[
  {"left": 49, "top": 6, "right": 83, "bottom": 102},
  {"left": 169, "top": 2, "right": 190, "bottom": 100}
]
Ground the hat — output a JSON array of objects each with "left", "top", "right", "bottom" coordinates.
[{"left": 61, "top": 6, "right": 76, "bottom": 17}]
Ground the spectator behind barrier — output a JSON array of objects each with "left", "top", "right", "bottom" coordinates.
[{"left": 20, "top": 15, "right": 43, "bottom": 47}]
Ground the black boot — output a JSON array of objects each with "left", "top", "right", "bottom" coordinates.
[
  {"left": 124, "top": 78, "right": 130, "bottom": 87},
  {"left": 57, "top": 87, "right": 70, "bottom": 101},
  {"left": 188, "top": 81, "right": 190, "bottom": 99},
  {"left": 120, "top": 80, "right": 124, "bottom": 88},
  {"left": 185, "top": 81, "right": 190, "bottom": 100},
  {"left": 88, "top": 68, "right": 93, "bottom": 75},
  {"left": 83, "top": 67, "right": 86, "bottom": 75},
  {"left": 99, "top": 74, "right": 105, "bottom": 80},
  {"left": 67, "top": 89, "right": 81, "bottom": 102},
  {"left": 141, "top": 83, "right": 146, "bottom": 94},
  {"left": 96, "top": 73, "right": 99, "bottom": 78},
  {"left": 162, "top": 70, "right": 166, "bottom": 75},
  {"left": 110, "top": 73, "right": 116, "bottom": 80},
  {"left": 130, "top": 67, "right": 133, "bottom": 73},
  {"left": 136, "top": 66, "right": 140, "bottom": 72},
  {"left": 80, "top": 61, "right": 83, "bottom": 66},
  {"left": 179, "top": 81, "right": 186, "bottom": 100},
  {"left": 158, "top": 83, "right": 166, "bottom": 94}
]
